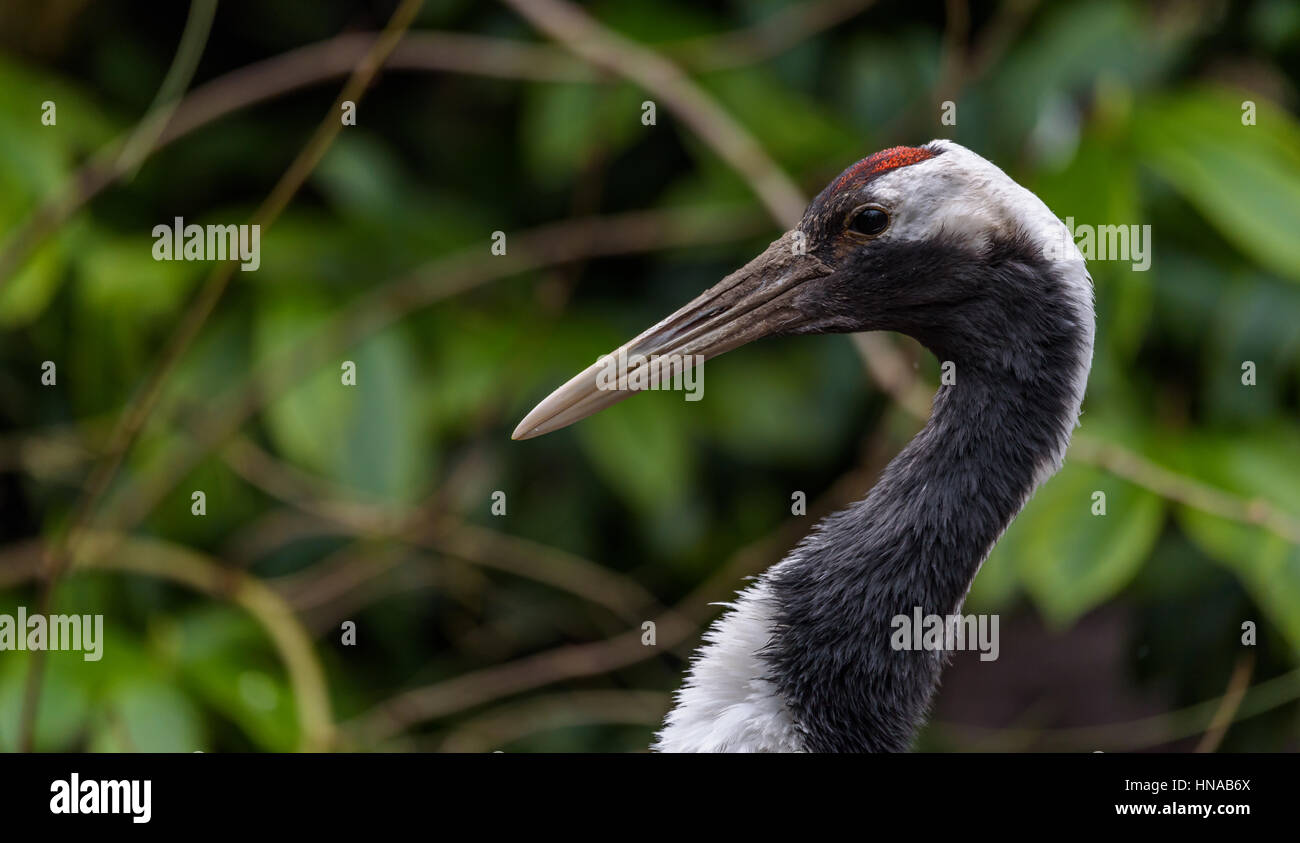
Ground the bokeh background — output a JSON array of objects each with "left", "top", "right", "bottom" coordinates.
[{"left": 1, "top": 0, "right": 1299, "bottom": 752}]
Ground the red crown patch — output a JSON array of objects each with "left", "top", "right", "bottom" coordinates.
[{"left": 833, "top": 146, "right": 938, "bottom": 193}]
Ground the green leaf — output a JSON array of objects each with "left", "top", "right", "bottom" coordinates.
[
  {"left": 89, "top": 678, "right": 204, "bottom": 752},
  {"left": 965, "top": 539, "right": 1021, "bottom": 613},
  {"left": 255, "top": 296, "right": 433, "bottom": 502},
  {"left": 340, "top": 329, "right": 429, "bottom": 501},
  {"left": 575, "top": 388, "right": 693, "bottom": 517},
  {"left": 0, "top": 652, "right": 91, "bottom": 750},
  {"left": 172, "top": 607, "right": 298, "bottom": 751},
  {"left": 313, "top": 132, "right": 410, "bottom": 221},
  {"left": 0, "top": 56, "right": 116, "bottom": 177},
  {"left": 698, "top": 68, "right": 857, "bottom": 173},
  {"left": 999, "top": 461, "right": 1164, "bottom": 626},
  {"left": 1177, "top": 508, "right": 1300, "bottom": 656},
  {"left": 0, "top": 57, "right": 118, "bottom": 325},
  {"left": 0, "top": 235, "right": 65, "bottom": 327},
  {"left": 1134, "top": 87, "right": 1300, "bottom": 283},
  {"left": 1153, "top": 429, "right": 1300, "bottom": 655},
  {"left": 424, "top": 306, "right": 526, "bottom": 435},
  {"left": 77, "top": 230, "right": 200, "bottom": 320},
  {"left": 520, "top": 82, "right": 644, "bottom": 186},
  {"left": 835, "top": 31, "right": 940, "bottom": 135},
  {"left": 700, "top": 340, "right": 858, "bottom": 466},
  {"left": 1157, "top": 428, "right": 1300, "bottom": 516},
  {"left": 1200, "top": 274, "right": 1300, "bottom": 425}
]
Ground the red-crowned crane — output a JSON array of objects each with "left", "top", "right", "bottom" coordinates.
[{"left": 513, "top": 140, "right": 1095, "bottom": 752}]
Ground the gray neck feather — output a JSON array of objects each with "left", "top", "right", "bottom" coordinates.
[{"left": 762, "top": 257, "right": 1092, "bottom": 752}]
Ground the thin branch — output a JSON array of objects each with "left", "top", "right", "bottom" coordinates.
[
  {"left": 115, "top": 0, "right": 218, "bottom": 179},
  {"left": 884, "top": 0, "right": 1038, "bottom": 141},
  {"left": 966, "top": 0, "right": 1040, "bottom": 82},
  {"left": 1195, "top": 652, "right": 1255, "bottom": 752},
  {"left": 0, "top": 533, "right": 334, "bottom": 751},
  {"left": 935, "top": 0, "right": 971, "bottom": 109},
  {"left": 1068, "top": 435, "right": 1300, "bottom": 545},
  {"left": 431, "top": 690, "right": 668, "bottom": 752},
  {"left": 272, "top": 541, "right": 409, "bottom": 615},
  {"left": 346, "top": 609, "right": 694, "bottom": 744},
  {"left": 670, "top": 0, "right": 876, "bottom": 71},
  {"left": 502, "top": 0, "right": 807, "bottom": 227},
  {"left": 932, "top": 664, "right": 1300, "bottom": 752},
  {"left": 220, "top": 435, "right": 668, "bottom": 624},
  {"left": 851, "top": 333, "right": 934, "bottom": 419}
]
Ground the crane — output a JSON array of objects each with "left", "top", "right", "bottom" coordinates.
[{"left": 513, "top": 140, "right": 1095, "bottom": 752}]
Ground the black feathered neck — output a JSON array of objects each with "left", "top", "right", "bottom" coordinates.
[{"left": 761, "top": 236, "right": 1090, "bottom": 753}]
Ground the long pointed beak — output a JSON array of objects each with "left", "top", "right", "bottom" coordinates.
[{"left": 513, "top": 230, "right": 831, "bottom": 440}]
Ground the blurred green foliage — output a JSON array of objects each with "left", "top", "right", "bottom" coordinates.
[{"left": 1, "top": 0, "right": 1299, "bottom": 752}]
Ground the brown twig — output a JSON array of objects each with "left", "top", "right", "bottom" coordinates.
[
  {"left": 220, "top": 435, "right": 667, "bottom": 624},
  {"left": 0, "top": 532, "right": 333, "bottom": 751},
  {"left": 935, "top": 0, "right": 972, "bottom": 110},
  {"left": 1195, "top": 651, "right": 1256, "bottom": 752},
  {"left": 670, "top": 0, "right": 876, "bottom": 71},
  {"left": 1068, "top": 435, "right": 1300, "bottom": 545},
  {"left": 345, "top": 604, "right": 692, "bottom": 744},
  {"left": 114, "top": 0, "right": 218, "bottom": 180},
  {"left": 502, "top": 0, "right": 807, "bottom": 227},
  {"left": 884, "top": 0, "right": 1038, "bottom": 141},
  {"left": 933, "top": 662, "right": 1299, "bottom": 752},
  {"left": 431, "top": 690, "right": 668, "bottom": 752},
  {"left": 966, "top": 0, "right": 1040, "bottom": 82}
]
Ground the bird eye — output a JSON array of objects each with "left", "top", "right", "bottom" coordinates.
[{"left": 849, "top": 207, "right": 889, "bottom": 237}]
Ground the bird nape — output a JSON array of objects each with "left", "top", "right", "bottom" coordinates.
[{"left": 513, "top": 140, "right": 1095, "bottom": 752}]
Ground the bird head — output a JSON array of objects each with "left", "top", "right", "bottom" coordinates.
[{"left": 513, "top": 140, "right": 1092, "bottom": 440}]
